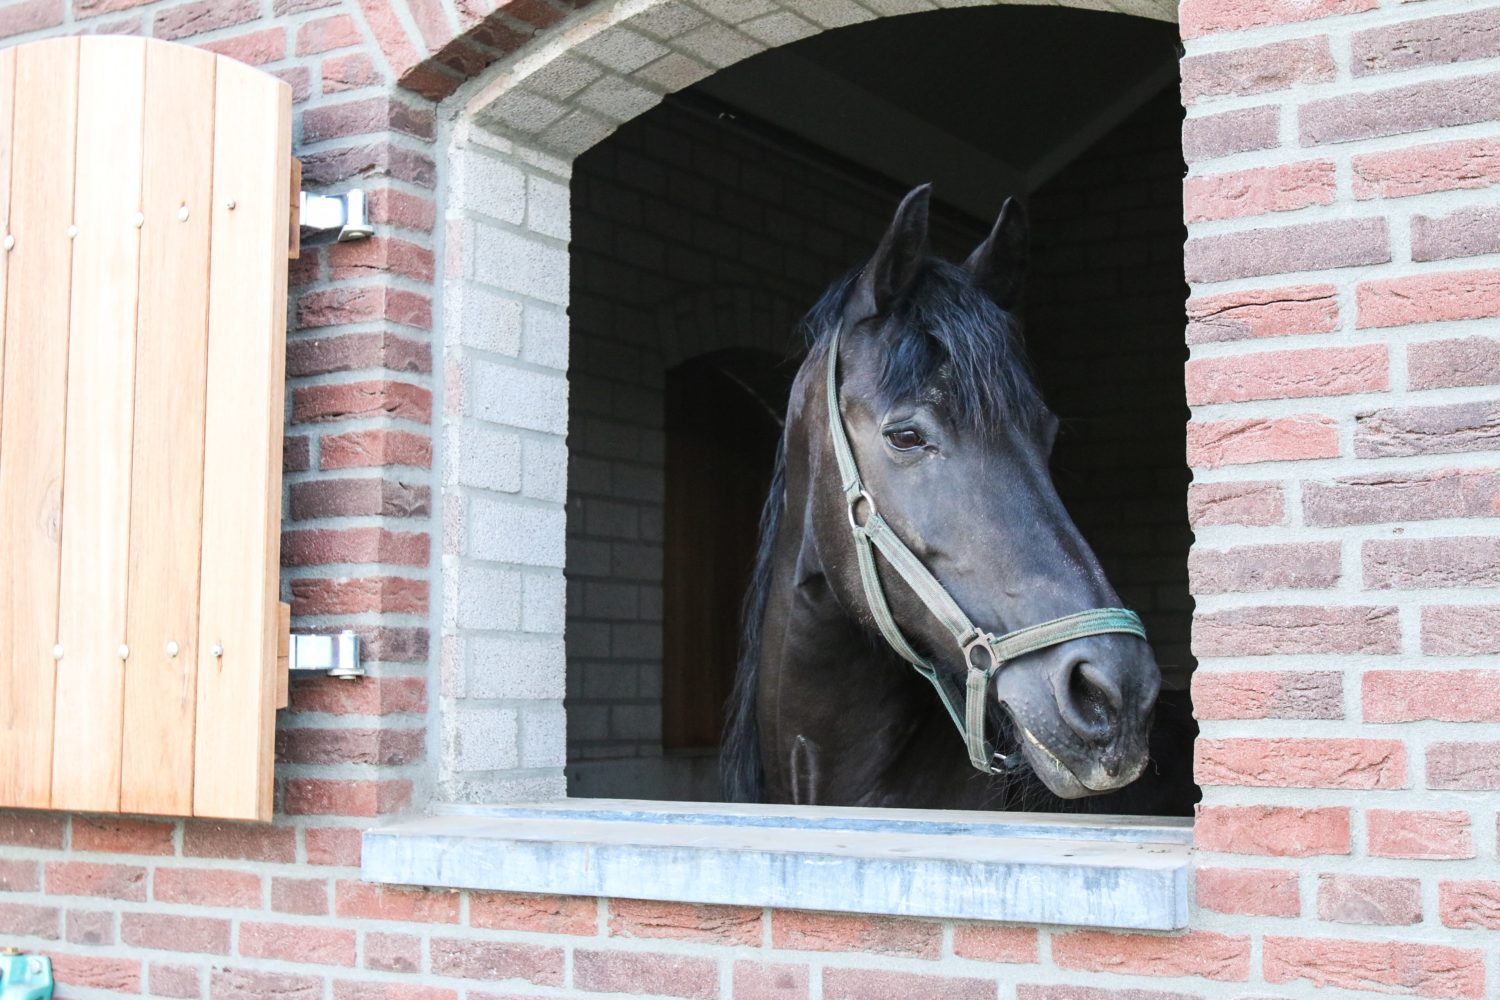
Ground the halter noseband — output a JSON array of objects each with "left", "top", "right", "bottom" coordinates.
[{"left": 824, "top": 322, "right": 1147, "bottom": 774}]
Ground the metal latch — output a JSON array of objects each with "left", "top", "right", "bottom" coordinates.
[
  {"left": 289, "top": 631, "right": 363, "bottom": 680},
  {"left": 299, "top": 189, "right": 373, "bottom": 246}
]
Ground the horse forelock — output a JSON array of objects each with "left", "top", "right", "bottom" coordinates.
[{"left": 801, "top": 258, "right": 1048, "bottom": 438}]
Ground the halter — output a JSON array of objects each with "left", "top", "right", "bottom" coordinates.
[{"left": 824, "top": 322, "right": 1147, "bottom": 774}]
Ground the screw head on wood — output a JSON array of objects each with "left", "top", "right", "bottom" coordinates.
[
  {"left": 51, "top": 644, "right": 63, "bottom": 660},
  {"left": 132, "top": 212, "right": 144, "bottom": 228},
  {"left": 211, "top": 643, "right": 224, "bottom": 658},
  {"left": 3, "top": 234, "right": 12, "bottom": 251},
  {"left": 225, "top": 199, "right": 237, "bottom": 210},
  {"left": 66, "top": 224, "right": 77, "bottom": 239},
  {"left": 118, "top": 644, "right": 129, "bottom": 660},
  {"left": 177, "top": 205, "right": 190, "bottom": 222},
  {"left": 166, "top": 640, "right": 179, "bottom": 658}
]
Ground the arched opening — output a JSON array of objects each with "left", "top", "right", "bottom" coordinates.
[{"left": 440, "top": 0, "right": 1188, "bottom": 812}]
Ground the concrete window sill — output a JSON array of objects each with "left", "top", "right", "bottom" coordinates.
[{"left": 361, "top": 800, "right": 1192, "bottom": 931}]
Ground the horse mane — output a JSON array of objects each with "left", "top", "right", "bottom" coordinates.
[{"left": 721, "top": 254, "right": 1047, "bottom": 803}]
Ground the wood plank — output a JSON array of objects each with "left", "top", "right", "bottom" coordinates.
[
  {"left": 119, "top": 40, "right": 217, "bottom": 817},
  {"left": 0, "top": 39, "right": 79, "bottom": 810},
  {"left": 276, "top": 602, "right": 290, "bottom": 711},
  {"left": 52, "top": 37, "right": 148, "bottom": 813},
  {"left": 193, "top": 59, "right": 291, "bottom": 821},
  {"left": 288, "top": 157, "right": 300, "bottom": 260}
]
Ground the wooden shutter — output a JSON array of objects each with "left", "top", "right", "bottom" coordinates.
[{"left": 0, "top": 36, "right": 291, "bottom": 821}]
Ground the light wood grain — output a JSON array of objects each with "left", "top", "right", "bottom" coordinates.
[
  {"left": 120, "top": 41, "right": 218, "bottom": 816},
  {"left": 52, "top": 37, "right": 148, "bottom": 813},
  {"left": 192, "top": 59, "right": 291, "bottom": 821},
  {"left": 0, "top": 39, "right": 78, "bottom": 810},
  {"left": 276, "top": 601, "right": 291, "bottom": 711}
]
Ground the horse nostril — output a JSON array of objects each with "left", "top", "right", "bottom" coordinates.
[{"left": 1061, "top": 658, "right": 1122, "bottom": 745}]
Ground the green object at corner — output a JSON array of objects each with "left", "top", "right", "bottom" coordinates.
[{"left": 0, "top": 950, "right": 52, "bottom": 1000}]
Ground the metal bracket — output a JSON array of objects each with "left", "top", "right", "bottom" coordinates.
[
  {"left": 298, "top": 189, "right": 373, "bottom": 246},
  {"left": 289, "top": 631, "right": 363, "bottom": 680}
]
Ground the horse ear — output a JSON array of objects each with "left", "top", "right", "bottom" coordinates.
[
  {"left": 856, "top": 184, "right": 931, "bottom": 318},
  {"left": 964, "top": 196, "right": 1028, "bottom": 310}
]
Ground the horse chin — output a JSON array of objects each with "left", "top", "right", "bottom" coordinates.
[{"left": 1012, "top": 722, "right": 1150, "bottom": 800}]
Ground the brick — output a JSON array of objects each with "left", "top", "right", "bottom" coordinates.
[
  {"left": 771, "top": 910, "right": 940, "bottom": 958},
  {"left": 297, "top": 13, "right": 360, "bottom": 53},
  {"left": 281, "top": 527, "right": 429, "bottom": 567},
  {"left": 609, "top": 898, "right": 759, "bottom": 945},
  {"left": 0, "top": 903, "right": 58, "bottom": 938},
  {"left": 733, "top": 962, "right": 809, "bottom": 1000},
  {"left": 1264, "top": 937, "right": 1485, "bottom": 998},
  {"left": 1193, "top": 605, "right": 1399, "bottom": 656},
  {"left": 287, "top": 332, "right": 430, "bottom": 378},
  {"left": 70, "top": 817, "right": 174, "bottom": 855},
  {"left": 1196, "top": 867, "right": 1299, "bottom": 916},
  {"left": 428, "top": 938, "right": 564, "bottom": 986},
  {"left": 367, "top": 188, "right": 436, "bottom": 232},
  {"left": 1368, "top": 809, "right": 1473, "bottom": 859},
  {"left": 1365, "top": 670, "right": 1500, "bottom": 722},
  {"left": 822, "top": 968, "right": 995, "bottom": 1000},
  {"left": 1181, "top": 38, "right": 1334, "bottom": 103},
  {"left": 285, "top": 778, "right": 412, "bottom": 816},
  {"left": 1358, "top": 268, "right": 1500, "bottom": 329},
  {"left": 1354, "top": 138, "right": 1500, "bottom": 199},
  {"left": 290, "top": 675, "right": 425, "bottom": 716},
  {"left": 1196, "top": 806, "right": 1350, "bottom": 857},
  {"left": 153, "top": 867, "right": 262, "bottom": 908},
  {"left": 292, "top": 379, "right": 431, "bottom": 425},
  {"left": 45, "top": 861, "right": 147, "bottom": 901},
  {"left": 277, "top": 727, "right": 424, "bottom": 766},
  {"left": 1422, "top": 605, "right": 1500, "bottom": 655},
  {"left": 1053, "top": 930, "right": 1250, "bottom": 981},
  {"left": 1366, "top": 537, "right": 1500, "bottom": 589},
  {"left": 72, "top": 0, "right": 153, "bottom": 18},
  {"left": 148, "top": 962, "right": 201, "bottom": 999},
  {"left": 121, "top": 912, "right": 230, "bottom": 954},
  {"left": 240, "top": 920, "right": 356, "bottom": 966},
  {"left": 1305, "top": 468, "right": 1500, "bottom": 523},
  {"left": 290, "top": 478, "right": 430, "bottom": 520},
  {"left": 291, "top": 577, "right": 428, "bottom": 616},
  {"left": 0, "top": 0, "right": 63, "bottom": 36},
  {"left": 0, "top": 812, "right": 65, "bottom": 848},
  {"left": 182, "top": 821, "right": 296, "bottom": 862},
  {"left": 1186, "top": 345, "right": 1386, "bottom": 405},
  {"left": 1196, "top": 738, "right": 1405, "bottom": 789},
  {"left": 1182, "top": 105, "right": 1279, "bottom": 163},
  {"left": 949, "top": 925, "right": 1037, "bottom": 963},
  {"left": 296, "top": 285, "right": 432, "bottom": 331},
  {"left": 48, "top": 954, "right": 139, "bottom": 992},
  {"left": 365, "top": 931, "right": 422, "bottom": 973},
  {"left": 1185, "top": 218, "right": 1388, "bottom": 283},
  {"left": 1353, "top": 8, "right": 1500, "bottom": 76},
  {"left": 337, "top": 880, "right": 460, "bottom": 923},
  {"left": 274, "top": 65, "right": 314, "bottom": 103},
  {"left": 209, "top": 968, "right": 321, "bottom": 1000},
  {"left": 1185, "top": 481, "right": 1284, "bottom": 527},
  {"left": 1410, "top": 336, "right": 1500, "bottom": 389},
  {"left": 303, "top": 97, "right": 434, "bottom": 143},
  {"left": 305, "top": 826, "right": 364, "bottom": 867},
  {"left": 0, "top": 858, "right": 38, "bottom": 892},
  {"left": 1440, "top": 881, "right": 1500, "bottom": 929},
  {"left": 1427, "top": 741, "right": 1500, "bottom": 789},
  {"left": 1192, "top": 670, "right": 1342, "bottom": 720},
  {"left": 324, "top": 52, "right": 383, "bottom": 93},
  {"left": 272, "top": 877, "right": 329, "bottom": 915},
  {"left": 284, "top": 435, "right": 311, "bottom": 472},
  {"left": 1187, "top": 414, "right": 1339, "bottom": 468},
  {"left": 329, "top": 236, "right": 436, "bottom": 283},
  {"left": 1189, "top": 542, "right": 1340, "bottom": 594},
  {"left": 1302, "top": 71, "right": 1500, "bottom": 146},
  {"left": 1360, "top": 403, "right": 1500, "bottom": 459},
  {"left": 153, "top": 0, "right": 256, "bottom": 39},
  {"left": 468, "top": 891, "right": 597, "bottom": 934},
  {"left": 319, "top": 429, "right": 433, "bottom": 469},
  {"left": 1186, "top": 284, "right": 1338, "bottom": 344},
  {"left": 1317, "top": 874, "right": 1421, "bottom": 925},
  {"left": 332, "top": 984, "right": 456, "bottom": 1000},
  {"left": 1412, "top": 206, "right": 1500, "bottom": 263},
  {"left": 1180, "top": 0, "right": 1374, "bottom": 38},
  {"left": 201, "top": 27, "right": 286, "bottom": 66},
  {"left": 1018, "top": 990, "right": 1204, "bottom": 1000}
]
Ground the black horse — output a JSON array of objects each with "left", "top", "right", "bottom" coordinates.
[{"left": 724, "top": 185, "right": 1191, "bottom": 814}]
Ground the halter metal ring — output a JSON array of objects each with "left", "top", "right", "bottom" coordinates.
[
  {"left": 963, "top": 631, "right": 1001, "bottom": 675},
  {"left": 846, "top": 489, "right": 877, "bottom": 531}
]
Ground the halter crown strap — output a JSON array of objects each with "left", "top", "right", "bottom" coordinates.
[{"left": 824, "top": 323, "right": 1147, "bottom": 773}]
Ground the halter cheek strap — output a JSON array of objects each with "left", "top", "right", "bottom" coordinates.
[{"left": 824, "top": 323, "right": 1147, "bottom": 774}]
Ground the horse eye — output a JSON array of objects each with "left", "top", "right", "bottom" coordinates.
[{"left": 885, "top": 428, "right": 926, "bottom": 451}]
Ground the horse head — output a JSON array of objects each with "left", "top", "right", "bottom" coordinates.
[{"left": 796, "top": 184, "right": 1161, "bottom": 799}]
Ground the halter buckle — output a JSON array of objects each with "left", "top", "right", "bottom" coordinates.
[
  {"left": 963, "top": 630, "right": 1001, "bottom": 676},
  {"left": 846, "top": 489, "right": 877, "bottom": 531}
]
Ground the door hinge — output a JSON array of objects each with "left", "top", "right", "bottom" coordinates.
[{"left": 289, "top": 630, "right": 363, "bottom": 680}]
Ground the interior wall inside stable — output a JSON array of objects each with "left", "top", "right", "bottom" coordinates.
[{"left": 561, "top": 8, "right": 1191, "bottom": 807}]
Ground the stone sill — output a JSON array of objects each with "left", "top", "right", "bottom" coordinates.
[{"left": 361, "top": 800, "right": 1192, "bottom": 931}]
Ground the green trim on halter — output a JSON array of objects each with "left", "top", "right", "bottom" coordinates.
[{"left": 824, "top": 323, "right": 1148, "bottom": 774}]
